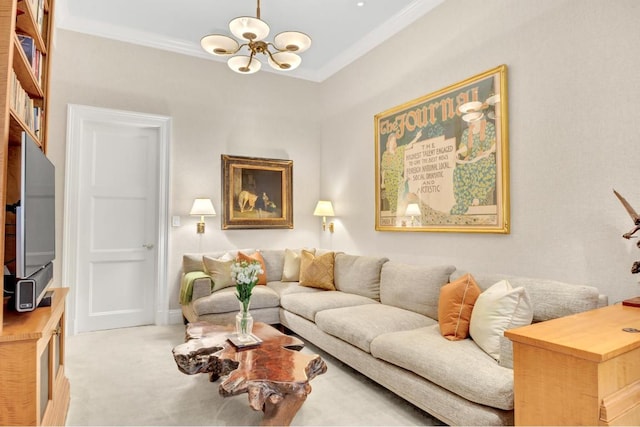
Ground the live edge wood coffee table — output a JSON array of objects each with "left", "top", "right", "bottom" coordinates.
[{"left": 172, "top": 322, "right": 327, "bottom": 426}]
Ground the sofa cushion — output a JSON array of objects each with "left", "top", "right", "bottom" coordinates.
[
  {"left": 380, "top": 262, "right": 456, "bottom": 319},
  {"left": 202, "top": 254, "right": 235, "bottom": 292},
  {"left": 438, "top": 273, "right": 481, "bottom": 341},
  {"left": 237, "top": 251, "right": 268, "bottom": 285},
  {"left": 299, "top": 250, "right": 336, "bottom": 290},
  {"left": 469, "top": 280, "right": 533, "bottom": 362},
  {"left": 315, "top": 304, "right": 435, "bottom": 353},
  {"left": 266, "top": 280, "right": 320, "bottom": 297},
  {"left": 334, "top": 253, "right": 388, "bottom": 301},
  {"left": 192, "top": 285, "right": 279, "bottom": 316},
  {"left": 258, "top": 249, "right": 285, "bottom": 282},
  {"left": 450, "top": 270, "right": 601, "bottom": 322},
  {"left": 280, "top": 291, "right": 377, "bottom": 322},
  {"left": 370, "top": 325, "right": 514, "bottom": 410}
]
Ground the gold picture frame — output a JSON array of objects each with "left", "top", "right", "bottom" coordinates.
[
  {"left": 374, "top": 65, "right": 509, "bottom": 233},
  {"left": 222, "top": 155, "right": 293, "bottom": 229}
]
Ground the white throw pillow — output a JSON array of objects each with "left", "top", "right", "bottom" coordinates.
[{"left": 469, "top": 279, "right": 533, "bottom": 362}]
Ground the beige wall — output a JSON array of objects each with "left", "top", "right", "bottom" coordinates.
[
  {"left": 48, "top": 0, "right": 640, "bottom": 318},
  {"left": 47, "top": 31, "right": 323, "bottom": 313},
  {"left": 318, "top": 0, "right": 640, "bottom": 305}
]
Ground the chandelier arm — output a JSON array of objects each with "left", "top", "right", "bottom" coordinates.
[
  {"left": 264, "top": 47, "right": 284, "bottom": 68},
  {"left": 235, "top": 42, "right": 249, "bottom": 54},
  {"left": 265, "top": 41, "right": 285, "bottom": 53},
  {"left": 246, "top": 49, "right": 257, "bottom": 69}
]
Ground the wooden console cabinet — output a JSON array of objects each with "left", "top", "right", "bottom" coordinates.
[
  {"left": 0, "top": 288, "right": 70, "bottom": 426},
  {"left": 505, "top": 304, "right": 640, "bottom": 426}
]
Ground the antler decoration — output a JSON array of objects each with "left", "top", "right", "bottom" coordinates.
[{"left": 613, "top": 189, "right": 640, "bottom": 274}]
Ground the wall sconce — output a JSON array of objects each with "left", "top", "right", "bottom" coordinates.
[
  {"left": 313, "top": 200, "right": 335, "bottom": 232},
  {"left": 405, "top": 203, "right": 421, "bottom": 226},
  {"left": 190, "top": 198, "right": 216, "bottom": 233}
]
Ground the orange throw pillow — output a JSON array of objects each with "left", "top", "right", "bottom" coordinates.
[
  {"left": 237, "top": 251, "right": 267, "bottom": 285},
  {"left": 438, "top": 273, "right": 481, "bottom": 341}
]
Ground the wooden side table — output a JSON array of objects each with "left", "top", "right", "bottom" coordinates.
[{"left": 505, "top": 304, "right": 640, "bottom": 426}]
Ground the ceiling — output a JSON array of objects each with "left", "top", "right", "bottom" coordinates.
[{"left": 55, "top": 0, "right": 444, "bottom": 82}]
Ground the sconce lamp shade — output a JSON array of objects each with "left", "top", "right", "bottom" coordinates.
[
  {"left": 405, "top": 203, "right": 421, "bottom": 217},
  {"left": 314, "top": 200, "right": 335, "bottom": 233},
  {"left": 190, "top": 198, "right": 216, "bottom": 216},
  {"left": 313, "top": 200, "right": 335, "bottom": 217},
  {"left": 190, "top": 198, "right": 216, "bottom": 234}
]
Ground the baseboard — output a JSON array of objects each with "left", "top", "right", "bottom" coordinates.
[{"left": 167, "top": 308, "right": 184, "bottom": 325}]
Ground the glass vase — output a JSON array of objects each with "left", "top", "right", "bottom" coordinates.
[{"left": 235, "top": 302, "right": 254, "bottom": 342}]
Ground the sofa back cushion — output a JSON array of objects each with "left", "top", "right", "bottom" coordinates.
[
  {"left": 258, "top": 249, "right": 286, "bottom": 282},
  {"left": 334, "top": 254, "right": 388, "bottom": 301},
  {"left": 450, "top": 270, "right": 602, "bottom": 322},
  {"left": 183, "top": 251, "right": 227, "bottom": 273},
  {"left": 380, "top": 261, "right": 456, "bottom": 319},
  {"left": 183, "top": 249, "right": 255, "bottom": 274}
]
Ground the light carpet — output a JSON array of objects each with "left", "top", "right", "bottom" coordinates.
[{"left": 65, "top": 324, "right": 442, "bottom": 426}]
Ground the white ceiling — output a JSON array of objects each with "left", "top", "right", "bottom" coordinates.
[{"left": 55, "top": 0, "right": 443, "bottom": 82}]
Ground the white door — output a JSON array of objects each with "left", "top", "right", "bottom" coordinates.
[{"left": 64, "top": 105, "right": 170, "bottom": 333}]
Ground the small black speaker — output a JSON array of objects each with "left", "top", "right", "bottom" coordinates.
[{"left": 15, "top": 279, "right": 36, "bottom": 312}]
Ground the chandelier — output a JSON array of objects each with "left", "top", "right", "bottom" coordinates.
[{"left": 200, "top": 0, "right": 312, "bottom": 74}]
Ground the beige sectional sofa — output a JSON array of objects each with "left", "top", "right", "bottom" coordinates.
[{"left": 180, "top": 248, "right": 607, "bottom": 426}]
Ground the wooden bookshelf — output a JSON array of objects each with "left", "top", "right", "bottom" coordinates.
[
  {"left": 1, "top": 0, "right": 55, "bottom": 333},
  {"left": 0, "top": 2, "right": 63, "bottom": 422}
]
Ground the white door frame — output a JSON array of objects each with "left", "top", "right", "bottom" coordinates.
[{"left": 64, "top": 104, "right": 171, "bottom": 335}]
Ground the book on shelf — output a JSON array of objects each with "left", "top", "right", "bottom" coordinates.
[
  {"left": 9, "top": 70, "right": 42, "bottom": 135},
  {"left": 17, "top": 34, "right": 44, "bottom": 85},
  {"left": 20, "top": 0, "right": 46, "bottom": 34},
  {"left": 18, "top": 34, "right": 35, "bottom": 63}
]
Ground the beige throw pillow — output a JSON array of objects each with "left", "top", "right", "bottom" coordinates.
[
  {"left": 282, "top": 248, "right": 315, "bottom": 282},
  {"left": 203, "top": 253, "right": 235, "bottom": 292},
  {"left": 299, "top": 250, "right": 335, "bottom": 290},
  {"left": 469, "top": 279, "right": 533, "bottom": 362},
  {"left": 438, "top": 273, "right": 482, "bottom": 341}
]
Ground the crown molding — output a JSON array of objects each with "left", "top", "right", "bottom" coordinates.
[{"left": 55, "top": 0, "right": 443, "bottom": 83}]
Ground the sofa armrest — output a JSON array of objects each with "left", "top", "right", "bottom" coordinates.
[{"left": 192, "top": 277, "right": 213, "bottom": 301}]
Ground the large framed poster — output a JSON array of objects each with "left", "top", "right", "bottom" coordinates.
[
  {"left": 222, "top": 155, "right": 293, "bottom": 229},
  {"left": 374, "top": 65, "right": 509, "bottom": 233}
]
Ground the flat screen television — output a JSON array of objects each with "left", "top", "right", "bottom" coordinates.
[{"left": 15, "top": 132, "right": 55, "bottom": 288}]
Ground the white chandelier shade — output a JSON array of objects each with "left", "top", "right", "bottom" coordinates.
[
  {"left": 200, "top": 0, "right": 311, "bottom": 74},
  {"left": 201, "top": 34, "right": 239, "bottom": 55},
  {"left": 268, "top": 51, "right": 301, "bottom": 70},
  {"left": 227, "top": 55, "right": 262, "bottom": 74},
  {"left": 273, "top": 31, "right": 311, "bottom": 53},
  {"left": 229, "top": 16, "right": 270, "bottom": 41}
]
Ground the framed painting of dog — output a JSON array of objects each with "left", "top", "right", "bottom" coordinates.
[
  {"left": 222, "top": 155, "right": 293, "bottom": 229},
  {"left": 374, "top": 65, "right": 510, "bottom": 234}
]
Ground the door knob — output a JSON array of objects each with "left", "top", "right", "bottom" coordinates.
[{"left": 143, "top": 244, "right": 154, "bottom": 249}]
